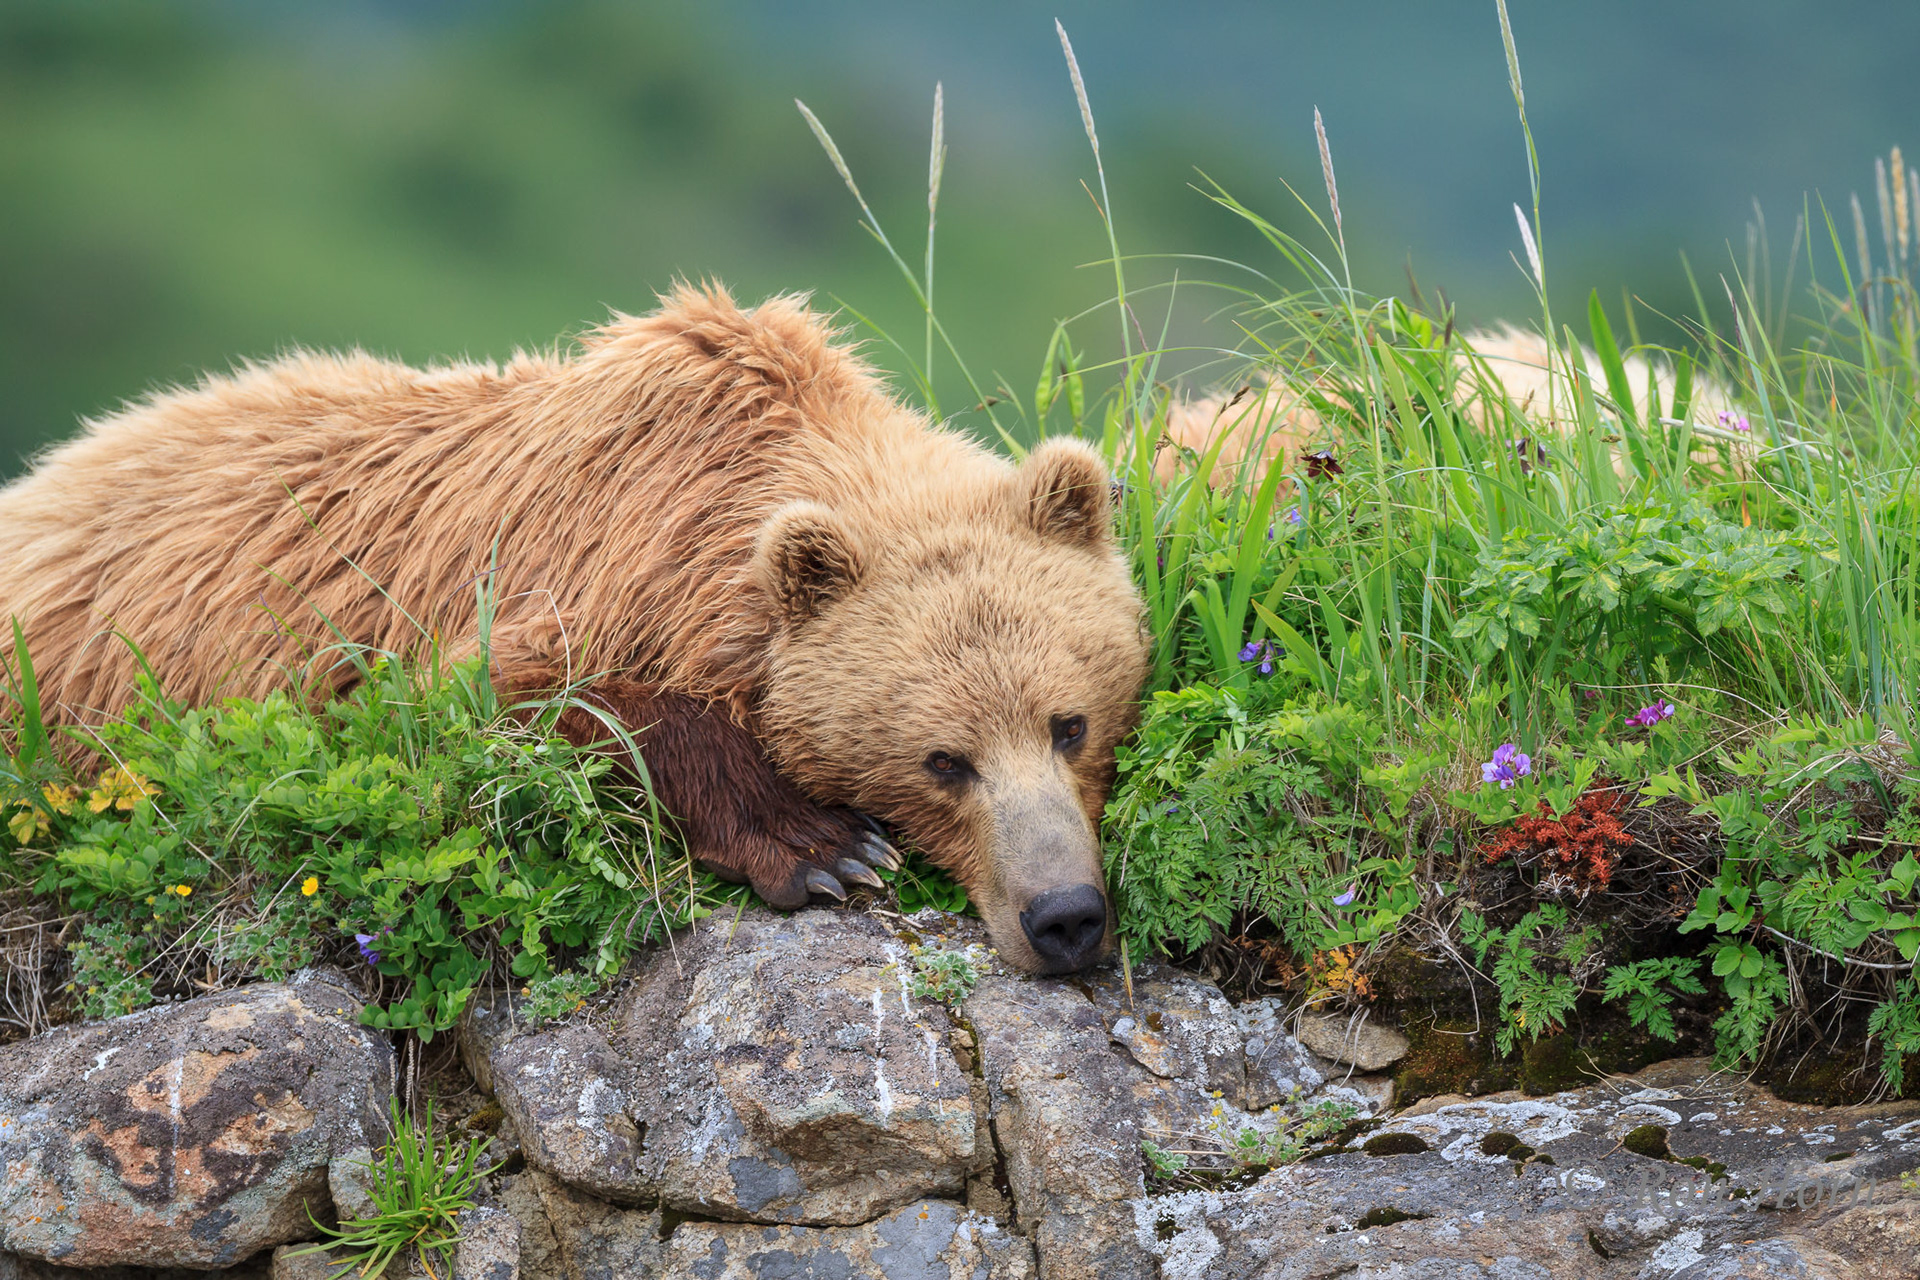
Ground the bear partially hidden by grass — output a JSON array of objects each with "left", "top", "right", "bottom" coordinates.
[{"left": 0, "top": 285, "right": 1149, "bottom": 975}]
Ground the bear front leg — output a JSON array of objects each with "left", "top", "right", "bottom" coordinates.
[{"left": 544, "top": 680, "right": 902, "bottom": 909}]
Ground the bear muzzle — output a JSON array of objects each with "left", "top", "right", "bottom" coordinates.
[
  {"left": 982, "top": 768, "right": 1113, "bottom": 975},
  {"left": 1019, "top": 882, "right": 1109, "bottom": 973}
]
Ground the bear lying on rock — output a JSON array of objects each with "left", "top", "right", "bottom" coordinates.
[{"left": 0, "top": 285, "right": 1148, "bottom": 974}]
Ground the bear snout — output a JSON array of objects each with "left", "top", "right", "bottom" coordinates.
[{"left": 1018, "top": 882, "right": 1108, "bottom": 973}]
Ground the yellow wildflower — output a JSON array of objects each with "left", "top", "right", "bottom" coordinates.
[
  {"left": 89, "top": 767, "right": 159, "bottom": 814},
  {"left": 301, "top": 876, "right": 320, "bottom": 897},
  {"left": 173, "top": 884, "right": 192, "bottom": 897},
  {"left": 7, "top": 806, "right": 45, "bottom": 845}
]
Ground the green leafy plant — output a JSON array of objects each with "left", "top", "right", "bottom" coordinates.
[
  {"left": 7, "top": 644, "right": 716, "bottom": 1040},
  {"left": 1206, "top": 1094, "right": 1361, "bottom": 1172},
  {"left": 1460, "top": 905, "right": 1598, "bottom": 1055},
  {"left": 1866, "top": 978, "right": 1920, "bottom": 1094},
  {"left": 1104, "top": 683, "right": 1392, "bottom": 960},
  {"left": 1141, "top": 1138, "right": 1189, "bottom": 1181},
  {"left": 1601, "top": 957, "right": 1706, "bottom": 1042},
  {"left": 295, "top": 1100, "right": 494, "bottom": 1279},
  {"left": 521, "top": 971, "right": 602, "bottom": 1027},
  {"left": 883, "top": 851, "right": 971, "bottom": 915},
  {"left": 907, "top": 944, "right": 978, "bottom": 1005},
  {"left": 66, "top": 920, "right": 154, "bottom": 1021}
]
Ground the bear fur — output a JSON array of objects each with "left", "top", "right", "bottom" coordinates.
[
  {"left": 1156, "top": 325, "right": 1749, "bottom": 489},
  {"left": 0, "top": 285, "right": 1149, "bottom": 973}
]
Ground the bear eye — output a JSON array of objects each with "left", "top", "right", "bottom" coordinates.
[
  {"left": 925, "top": 751, "right": 972, "bottom": 782},
  {"left": 1051, "top": 715, "right": 1087, "bottom": 751}
]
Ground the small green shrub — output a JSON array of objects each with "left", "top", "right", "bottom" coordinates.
[
  {"left": 883, "top": 851, "right": 971, "bottom": 915},
  {"left": 66, "top": 920, "right": 153, "bottom": 1021},
  {"left": 1865, "top": 978, "right": 1920, "bottom": 1093},
  {"left": 295, "top": 1099, "right": 493, "bottom": 1279},
  {"left": 521, "top": 971, "right": 602, "bottom": 1027},
  {"left": 1141, "top": 1138, "right": 1189, "bottom": 1180},
  {"left": 907, "top": 944, "right": 978, "bottom": 1005},
  {"left": 1104, "top": 682, "right": 1420, "bottom": 961},
  {"left": 1601, "top": 957, "right": 1706, "bottom": 1043},
  {"left": 4, "top": 649, "right": 721, "bottom": 1041},
  {"left": 1460, "top": 904, "right": 1598, "bottom": 1056}
]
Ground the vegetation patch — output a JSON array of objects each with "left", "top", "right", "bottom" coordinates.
[
  {"left": 292, "top": 1099, "right": 495, "bottom": 1280},
  {"left": 0, "top": 627, "right": 727, "bottom": 1042},
  {"left": 1362, "top": 1132, "right": 1431, "bottom": 1157},
  {"left": 1142, "top": 1094, "right": 1365, "bottom": 1189},
  {"left": 1621, "top": 1124, "right": 1673, "bottom": 1160},
  {"left": 1478, "top": 1131, "right": 1521, "bottom": 1157}
]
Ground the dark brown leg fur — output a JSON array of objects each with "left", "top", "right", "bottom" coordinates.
[{"left": 540, "top": 679, "right": 864, "bottom": 909}]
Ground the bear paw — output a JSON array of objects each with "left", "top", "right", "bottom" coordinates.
[{"left": 702, "top": 814, "right": 903, "bottom": 911}]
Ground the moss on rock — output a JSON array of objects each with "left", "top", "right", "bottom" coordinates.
[
  {"left": 1363, "top": 1132, "right": 1431, "bottom": 1157},
  {"left": 1622, "top": 1124, "right": 1671, "bottom": 1160},
  {"left": 1393, "top": 1018, "right": 1515, "bottom": 1102}
]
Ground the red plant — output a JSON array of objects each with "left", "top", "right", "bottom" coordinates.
[{"left": 1478, "top": 783, "right": 1633, "bottom": 891}]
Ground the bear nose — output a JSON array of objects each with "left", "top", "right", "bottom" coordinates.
[{"left": 1019, "top": 883, "right": 1108, "bottom": 972}]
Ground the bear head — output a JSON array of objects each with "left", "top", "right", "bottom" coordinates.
[{"left": 753, "top": 436, "right": 1149, "bottom": 974}]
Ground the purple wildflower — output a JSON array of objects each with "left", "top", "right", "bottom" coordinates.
[
  {"left": 1332, "top": 886, "right": 1356, "bottom": 907},
  {"left": 1284, "top": 506, "right": 1303, "bottom": 525},
  {"left": 1239, "top": 640, "right": 1263, "bottom": 662},
  {"left": 1303, "top": 448, "right": 1342, "bottom": 479},
  {"left": 1716, "top": 411, "right": 1752, "bottom": 433},
  {"left": 1240, "top": 639, "right": 1276, "bottom": 676},
  {"left": 1625, "top": 700, "right": 1676, "bottom": 729},
  {"left": 354, "top": 933, "right": 382, "bottom": 966},
  {"left": 1480, "top": 743, "right": 1532, "bottom": 789}
]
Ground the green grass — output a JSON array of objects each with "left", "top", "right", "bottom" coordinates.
[{"left": 292, "top": 1098, "right": 494, "bottom": 1280}]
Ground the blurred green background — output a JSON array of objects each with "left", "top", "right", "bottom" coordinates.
[{"left": 3, "top": 0, "right": 1916, "bottom": 475}]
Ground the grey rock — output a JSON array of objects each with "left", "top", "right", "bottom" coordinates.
[
  {"left": 661, "top": 1197, "right": 1035, "bottom": 1280},
  {"left": 1130, "top": 1057, "right": 1920, "bottom": 1280},
  {"left": 475, "top": 1171, "right": 1031, "bottom": 1280},
  {"left": 456, "top": 990, "right": 526, "bottom": 1100},
  {"left": 487, "top": 909, "right": 979, "bottom": 1225},
  {"left": 453, "top": 1205, "right": 521, "bottom": 1280},
  {"left": 268, "top": 1243, "right": 338, "bottom": 1280},
  {"left": 1081, "top": 965, "right": 1246, "bottom": 1102},
  {"left": 327, "top": 1145, "right": 377, "bottom": 1222},
  {"left": 523, "top": 1172, "right": 663, "bottom": 1277},
  {"left": 2, "top": 1252, "right": 272, "bottom": 1280},
  {"left": 1293, "top": 1010, "right": 1410, "bottom": 1072},
  {"left": 963, "top": 972, "right": 1157, "bottom": 1280},
  {"left": 492, "top": 1021, "right": 651, "bottom": 1205},
  {"left": 0, "top": 970, "right": 393, "bottom": 1270}
]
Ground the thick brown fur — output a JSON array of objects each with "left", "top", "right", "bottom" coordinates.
[
  {"left": 1156, "top": 326, "right": 1748, "bottom": 490},
  {"left": 0, "top": 284, "right": 1150, "bottom": 967}
]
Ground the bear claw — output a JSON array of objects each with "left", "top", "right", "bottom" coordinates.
[
  {"left": 853, "top": 833, "right": 903, "bottom": 872},
  {"left": 804, "top": 867, "right": 847, "bottom": 901},
  {"left": 834, "top": 857, "right": 886, "bottom": 890}
]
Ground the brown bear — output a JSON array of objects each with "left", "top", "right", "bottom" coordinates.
[
  {"left": 1156, "top": 325, "right": 1748, "bottom": 490},
  {"left": 0, "top": 285, "right": 1149, "bottom": 974}
]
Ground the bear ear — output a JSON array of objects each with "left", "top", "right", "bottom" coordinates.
[
  {"left": 754, "top": 502, "right": 866, "bottom": 628},
  {"left": 1022, "top": 438, "right": 1114, "bottom": 548}
]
